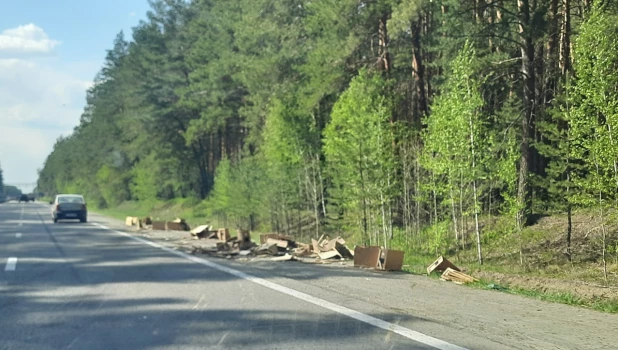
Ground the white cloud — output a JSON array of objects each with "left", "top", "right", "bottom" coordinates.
[
  {"left": 0, "top": 58, "right": 92, "bottom": 185},
  {"left": 0, "top": 24, "right": 60, "bottom": 57}
]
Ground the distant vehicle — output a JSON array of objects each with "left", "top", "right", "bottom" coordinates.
[
  {"left": 19, "top": 194, "right": 29, "bottom": 203},
  {"left": 51, "top": 194, "right": 88, "bottom": 223}
]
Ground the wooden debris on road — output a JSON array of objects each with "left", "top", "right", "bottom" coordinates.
[
  {"left": 125, "top": 216, "right": 140, "bottom": 227},
  {"left": 440, "top": 268, "right": 477, "bottom": 284},
  {"left": 256, "top": 242, "right": 279, "bottom": 255},
  {"left": 318, "top": 250, "right": 341, "bottom": 260},
  {"left": 152, "top": 221, "right": 166, "bottom": 230},
  {"left": 237, "top": 229, "right": 253, "bottom": 250},
  {"left": 427, "top": 256, "right": 461, "bottom": 275},
  {"left": 379, "top": 249, "right": 405, "bottom": 271},
  {"left": 354, "top": 246, "right": 405, "bottom": 271},
  {"left": 167, "top": 218, "right": 189, "bottom": 231},
  {"left": 270, "top": 254, "right": 296, "bottom": 262},
  {"left": 260, "top": 233, "right": 294, "bottom": 245},
  {"left": 217, "top": 228, "right": 230, "bottom": 241},
  {"left": 190, "top": 225, "right": 213, "bottom": 239},
  {"left": 266, "top": 238, "right": 289, "bottom": 249},
  {"left": 293, "top": 243, "right": 314, "bottom": 257},
  {"left": 335, "top": 242, "right": 354, "bottom": 259}
]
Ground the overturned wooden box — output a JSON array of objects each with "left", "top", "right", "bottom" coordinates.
[
  {"left": 426, "top": 256, "right": 461, "bottom": 275},
  {"left": 354, "top": 246, "right": 404, "bottom": 271}
]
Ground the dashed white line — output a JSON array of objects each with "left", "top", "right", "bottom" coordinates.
[
  {"left": 16, "top": 233, "right": 22, "bottom": 238},
  {"left": 5, "top": 257, "right": 17, "bottom": 271},
  {"left": 92, "top": 223, "right": 466, "bottom": 350}
]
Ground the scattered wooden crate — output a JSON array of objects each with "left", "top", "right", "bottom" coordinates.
[
  {"left": 353, "top": 246, "right": 405, "bottom": 271},
  {"left": 427, "top": 256, "right": 461, "bottom": 275},
  {"left": 440, "top": 268, "right": 477, "bottom": 284}
]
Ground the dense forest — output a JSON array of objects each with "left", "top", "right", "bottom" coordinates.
[{"left": 38, "top": 0, "right": 618, "bottom": 269}]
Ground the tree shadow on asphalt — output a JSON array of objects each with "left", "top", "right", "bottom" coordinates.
[
  {"left": 0, "top": 291, "right": 433, "bottom": 350},
  {"left": 6, "top": 218, "right": 408, "bottom": 288},
  {"left": 0, "top": 208, "right": 437, "bottom": 349}
]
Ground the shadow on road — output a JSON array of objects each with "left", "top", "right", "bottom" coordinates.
[{"left": 0, "top": 210, "right": 434, "bottom": 349}]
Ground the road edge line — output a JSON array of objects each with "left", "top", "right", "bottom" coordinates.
[{"left": 92, "top": 222, "right": 467, "bottom": 350}]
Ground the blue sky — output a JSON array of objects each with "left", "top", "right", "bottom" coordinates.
[{"left": 0, "top": 0, "right": 150, "bottom": 192}]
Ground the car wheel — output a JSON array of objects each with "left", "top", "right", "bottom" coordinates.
[{"left": 80, "top": 217, "right": 87, "bottom": 223}]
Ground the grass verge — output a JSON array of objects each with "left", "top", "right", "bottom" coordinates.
[{"left": 467, "top": 277, "right": 618, "bottom": 313}]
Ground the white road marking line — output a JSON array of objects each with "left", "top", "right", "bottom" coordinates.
[
  {"left": 18, "top": 222, "right": 23, "bottom": 226},
  {"left": 92, "top": 223, "right": 466, "bottom": 350},
  {"left": 16, "top": 233, "right": 22, "bottom": 238},
  {"left": 5, "top": 257, "right": 17, "bottom": 271}
]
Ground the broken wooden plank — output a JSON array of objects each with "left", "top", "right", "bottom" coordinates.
[
  {"left": 427, "top": 256, "right": 461, "bottom": 275},
  {"left": 318, "top": 250, "right": 341, "bottom": 260},
  {"left": 191, "top": 225, "right": 212, "bottom": 239},
  {"left": 311, "top": 239, "right": 320, "bottom": 254},
  {"left": 334, "top": 242, "right": 354, "bottom": 259},
  {"left": 321, "top": 238, "right": 338, "bottom": 252},
  {"left": 270, "top": 254, "right": 296, "bottom": 262},
  {"left": 260, "top": 233, "right": 295, "bottom": 245},
  {"left": 266, "top": 238, "right": 289, "bottom": 249},
  {"left": 256, "top": 243, "right": 278, "bottom": 255},
  {"left": 440, "top": 268, "right": 477, "bottom": 284}
]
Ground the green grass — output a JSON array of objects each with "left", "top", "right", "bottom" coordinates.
[
  {"left": 466, "top": 277, "right": 618, "bottom": 313},
  {"left": 91, "top": 201, "right": 618, "bottom": 312}
]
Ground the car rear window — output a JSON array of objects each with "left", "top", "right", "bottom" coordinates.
[{"left": 58, "top": 196, "right": 85, "bottom": 204}]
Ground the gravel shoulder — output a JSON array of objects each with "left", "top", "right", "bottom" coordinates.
[{"left": 90, "top": 211, "right": 618, "bottom": 350}]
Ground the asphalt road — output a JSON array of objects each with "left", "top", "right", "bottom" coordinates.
[{"left": 0, "top": 202, "right": 473, "bottom": 350}]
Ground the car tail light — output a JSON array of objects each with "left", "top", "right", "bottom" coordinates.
[
  {"left": 56, "top": 204, "right": 60, "bottom": 211},
  {"left": 81, "top": 204, "right": 87, "bottom": 211}
]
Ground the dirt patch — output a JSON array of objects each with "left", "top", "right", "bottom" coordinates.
[{"left": 475, "top": 270, "right": 618, "bottom": 301}]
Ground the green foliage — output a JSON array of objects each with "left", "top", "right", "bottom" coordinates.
[
  {"left": 324, "top": 70, "right": 396, "bottom": 245},
  {"left": 568, "top": 7, "right": 618, "bottom": 207},
  {"left": 96, "top": 165, "right": 131, "bottom": 208},
  {"left": 32, "top": 0, "right": 618, "bottom": 281}
]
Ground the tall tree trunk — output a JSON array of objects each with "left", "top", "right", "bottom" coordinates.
[
  {"left": 378, "top": 12, "right": 391, "bottom": 74},
  {"left": 449, "top": 185, "right": 460, "bottom": 243},
  {"left": 411, "top": 16, "right": 428, "bottom": 122},
  {"left": 546, "top": 0, "right": 559, "bottom": 105},
  {"left": 517, "top": 0, "right": 535, "bottom": 232},
  {"left": 559, "top": 0, "right": 571, "bottom": 76}
]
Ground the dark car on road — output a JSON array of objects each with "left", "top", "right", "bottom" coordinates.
[
  {"left": 19, "top": 194, "right": 30, "bottom": 203},
  {"left": 51, "top": 194, "right": 88, "bottom": 223}
]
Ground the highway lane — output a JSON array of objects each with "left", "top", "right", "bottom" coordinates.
[{"left": 0, "top": 202, "right": 470, "bottom": 350}]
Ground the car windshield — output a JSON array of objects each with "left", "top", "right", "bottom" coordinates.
[{"left": 58, "top": 196, "right": 84, "bottom": 204}]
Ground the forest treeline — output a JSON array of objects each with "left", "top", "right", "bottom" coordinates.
[{"left": 38, "top": 0, "right": 618, "bottom": 265}]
